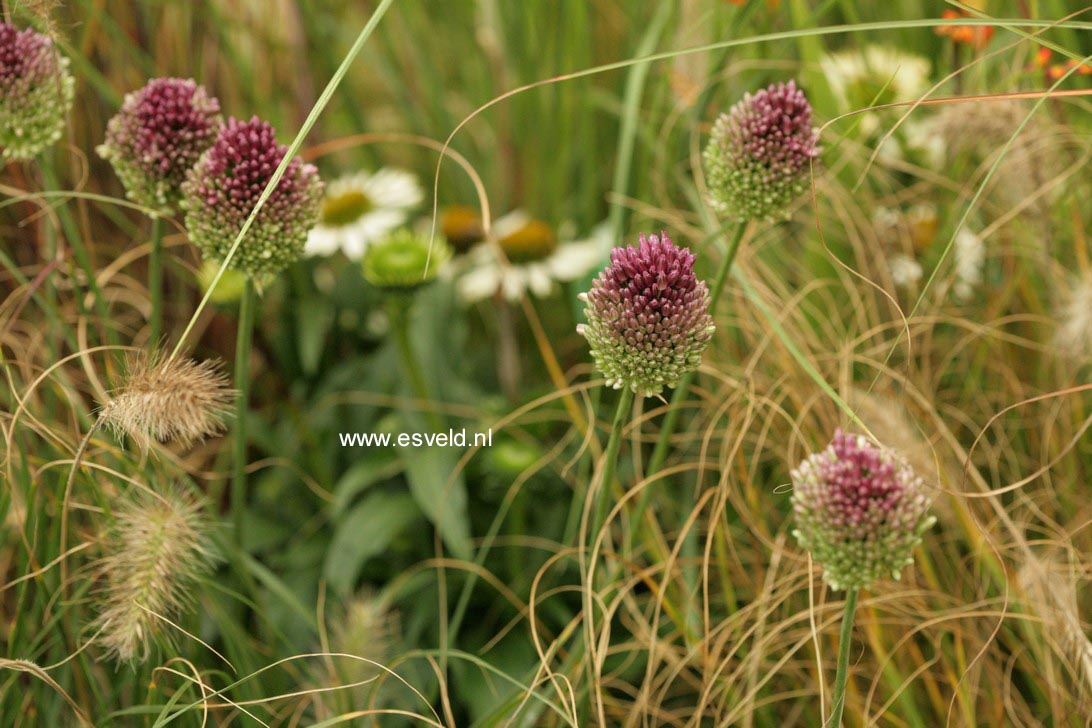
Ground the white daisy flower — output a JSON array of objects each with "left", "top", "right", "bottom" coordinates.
[
  {"left": 456, "top": 212, "right": 610, "bottom": 303},
  {"left": 820, "top": 45, "right": 931, "bottom": 136},
  {"left": 305, "top": 168, "right": 423, "bottom": 260}
]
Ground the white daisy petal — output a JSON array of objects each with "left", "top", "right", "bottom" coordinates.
[
  {"left": 457, "top": 262, "right": 504, "bottom": 303},
  {"left": 525, "top": 265, "right": 556, "bottom": 298},
  {"left": 547, "top": 240, "right": 607, "bottom": 281},
  {"left": 501, "top": 269, "right": 530, "bottom": 301},
  {"left": 305, "top": 226, "right": 343, "bottom": 257},
  {"left": 490, "top": 210, "right": 532, "bottom": 240},
  {"left": 364, "top": 168, "right": 424, "bottom": 209}
]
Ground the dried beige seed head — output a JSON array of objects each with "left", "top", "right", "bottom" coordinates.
[
  {"left": 104, "top": 352, "right": 234, "bottom": 449},
  {"left": 93, "top": 486, "right": 215, "bottom": 663},
  {"left": 310, "top": 595, "right": 399, "bottom": 717}
]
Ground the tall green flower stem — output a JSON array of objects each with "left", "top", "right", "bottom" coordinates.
[
  {"left": 147, "top": 215, "right": 164, "bottom": 344},
  {"left": 626, "top": 221, "right": 746, "bottom": 551},
  {"left": 231, "top": 277, "right": 256, "bottom": 551},
  {"left": 830, "top": 588, "right": 860, "bottom": 727},
  {"left": 387, "top": 297, "right": 442, "bottom": 431},
  {"left": 582, "top": 386, "right": 634, "bottom": 723},
  {"left": 590, "top": 387, "right": 634, "bottom": 542}
]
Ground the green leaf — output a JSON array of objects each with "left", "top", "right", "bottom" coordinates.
[
  {"left": 401, "top": 445, "right": 473, "bottom": 561},
  {"left": 324, "top": 491, "right": 420, "bottom": 594},
  {"left": 331, "top": 448, "right": 401, "bottom": 514},
  {"left": 296, "top": 297, "right": 335, "bottom": 376}
]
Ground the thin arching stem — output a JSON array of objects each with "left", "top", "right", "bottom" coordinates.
[{"left": 59, "top": 408, "right": 109, "bottom": 596}]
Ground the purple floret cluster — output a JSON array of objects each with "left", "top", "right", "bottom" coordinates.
[{"left": 578, "top": 232, "right": 714, "bottom": 397}]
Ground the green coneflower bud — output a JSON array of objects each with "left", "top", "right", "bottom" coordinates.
[
  {"left": 103, "top": 351, "right": 235, "bottom": 449},
  {"left": 0, "top": 22, "right": 74, "bottom": 161},
  {"left": 361, "top": 229, "right": 452, "bottom": 291},
  {"left": 790, "top": 429, "right": 935, "bottom": 591},
  {"left": 181, "top": 116, "right": 323, "bottom": 277},
  {"left": 577, "top": 231, "right": 715, "bottom": 397},
  {"left": 93, "top": 486, "right": 215, "bottom": 663},
  {"left": 97, "top": 78, "right": 223, "bottom": 215},
  {"left": 703, "top": 80, "right": 819, "bottom": 222}
]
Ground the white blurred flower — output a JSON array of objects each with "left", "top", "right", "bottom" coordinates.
[
  {"left": 821, "top": 46, "right": 931, "bottom": 136},
  {"left": 952, "top": 227, "right": 985, "bottom": 301},
  {"left": 305, "top": 169, "right": 423, "bottom": 260},
  {"left": 902, "top": 117, "right": 946, "bottom": 168},
  {"left": 1053, "top": 273, "right": 1092, "bottom": 359},
  {"left": 889, "top": 254, "right": 923, "bottom": 288},
  {"left": 456, "top": 212, "right": 609, "bottom": 303}
]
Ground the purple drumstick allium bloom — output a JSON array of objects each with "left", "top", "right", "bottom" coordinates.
[
  {"left": 703, "top": 80, "right": 819, "bottom": 222},
  {"left": 791, "top": 429, "right": 935, "bottom": 591},
  {"left": 98, "top": 78, "right": 223, "bottom": 214},
  {"left": 181, "top": 116, "right": 323, "bottom": 277},
  {"left": 0, "top": 23, "right": 74, "bottom": 161},
  {"left": 577, "top": 232, "right": 714, "bottom": 397}
]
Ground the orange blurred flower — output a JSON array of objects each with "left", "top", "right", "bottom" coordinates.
[
  {"left": 1030, "top": 49, "right": 1092, "bottom": 81},
  {"left": 937, "top": 9, "right": 994, "bottom": 51}
]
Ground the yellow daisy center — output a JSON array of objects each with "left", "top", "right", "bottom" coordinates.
[
  {"left": 499, "top": 219, "right": 556, "bottom": 263},
  {"left": 321, "top": 189, "right": 373, "bottom": 227},
  {"left": 441, "top": 206, "right": 485, "bottom": 252}
]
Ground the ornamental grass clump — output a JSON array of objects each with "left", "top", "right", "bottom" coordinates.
[
  {"left": 97, "top": 77, "right": 223, "bottom": 214},
  {"left": 578, "top": 231, "right": 714, "bottom": 398},
  {"left": 0, "top": 22, "right": 74, "bottom": 161},
  {"left": 181, "top": 115, "right": 323, "bottom": 277},
  {"left": 703, "top": 80, "right": 819, "bottom": 221},
  {"left": 93, "top": 487, "right": 215, "bottom": 663}
]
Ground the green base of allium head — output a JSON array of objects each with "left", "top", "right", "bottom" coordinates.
[
  {"left": 578, "top": 232, "right": 714, "bottom": 398},
  {"left": 98, "top": 78, "right": 223, "bottom": 215},
  {"left": 791, "top": 429, "right": 935, "bottom": 591},
  {"left": 181, "top": 116, "right": 323, "bottom": 278},
  {"left": 0, "top": 23, "right": 75, "bottom": 162},
  {"left": 362, "top": 229, "right": 452, "bottom": 291},
  {"left": 703, "top": 80, "right": 819, "bottom": 222}
]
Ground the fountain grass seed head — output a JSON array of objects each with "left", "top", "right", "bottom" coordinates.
[
  {"left": 103, "top": 351, "right": 234, "bottom": 449},
  {"left": 577, "top": 231, "right": 714, "bottom": 397},
  {"left": 93, "top": 486, "right": 215, "bottom": 663},
  {"left": 181, "top": 116, "right": 323, "bottom": 277},
  {"left": 703, "top": 80, "right": 819, "bottom": 221},
  {"left": 0, "top": 22, "right": 74, "bottom": 161},
  {"left": 97, "top": 78, "right": 223, "bottom": 214},
  {"left": 791, "top": 429, "right": 935, "bottom": 591}
]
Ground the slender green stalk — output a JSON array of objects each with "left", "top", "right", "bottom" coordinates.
[
  {"left": 626, "top": 221, "right": 746, "bottom": 552},
  {"left": 584, "top": 386, "right": 633, "bottom": 725},
  {"left": 591, "top": 387, "right": 634, "bottom": 541},
  {"left": 148, "top": 215, "right": 164, "bottom": 345},
  {"left": 829, "top": 588, "right": 860, "bottom": 728},
  {"left": 231, "top": 277, "right": 256, "bottom": 550},
  {"left": 387, "top": 297, "right": 442, "bottom": 431}
]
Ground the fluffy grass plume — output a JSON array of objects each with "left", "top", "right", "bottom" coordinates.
[
  {"left": 103, "top": 351, "right": 234, "bottom": 449},
  {"left": 92, "top": 487, "right": 215, "bottom": 663}
]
